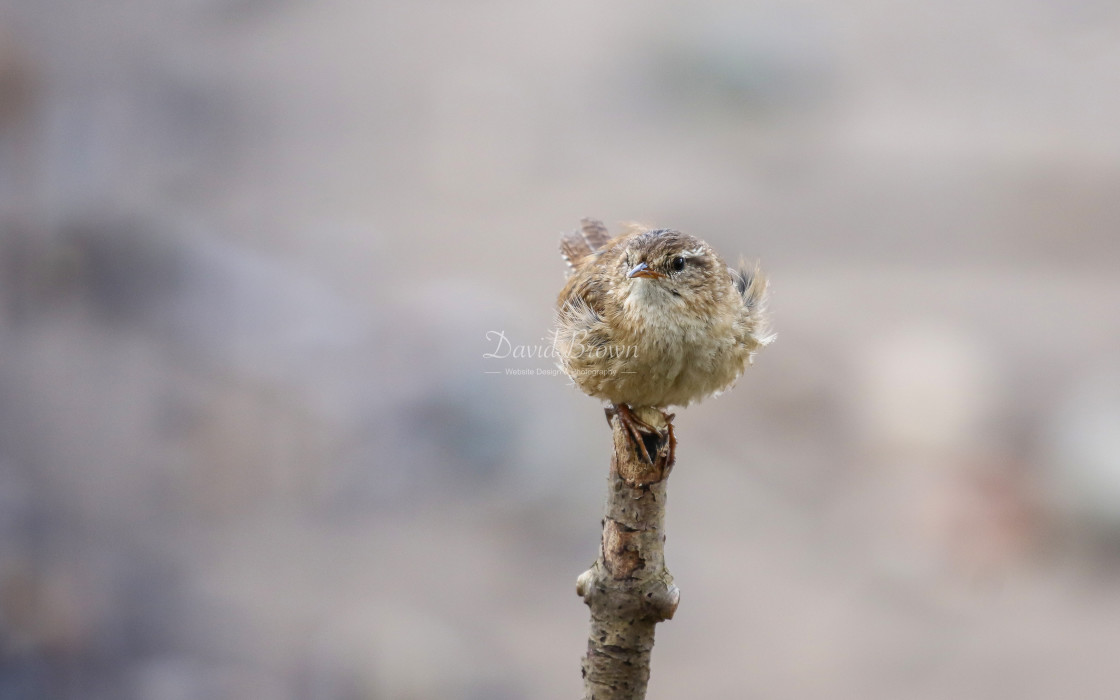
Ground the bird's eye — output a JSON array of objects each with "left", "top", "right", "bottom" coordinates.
[{"left": 671, "top": 256, "right": 686, "bottom": 272}]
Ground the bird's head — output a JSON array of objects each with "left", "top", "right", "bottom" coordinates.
[{"left": 621, "top": 229, "right": 728, "bottom": 312}]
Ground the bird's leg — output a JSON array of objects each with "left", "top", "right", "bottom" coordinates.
[
  {"left": 617, "top": 403, "right": 659, "bottom": 433},
  {"left": 663, "top": 412, "right": 676, "bottom": 468},
  {"left": 608, "top": 403, "right": 658, "bottom": 463}
]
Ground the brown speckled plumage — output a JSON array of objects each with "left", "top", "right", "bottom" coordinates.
[{"left": 555, "top": 218, "right": 773, "bottom": 409}]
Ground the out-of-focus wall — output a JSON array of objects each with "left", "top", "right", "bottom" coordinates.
[{"left": 2, "top": 1, "right": 1119, "bottom": 698}]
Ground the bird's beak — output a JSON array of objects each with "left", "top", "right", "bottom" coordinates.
[{"left": 627, "top": 262, "right": 664, "bottom": 280}]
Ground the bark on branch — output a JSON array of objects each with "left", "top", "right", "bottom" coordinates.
[{"left": 577, "top": 406, "right": 679, "bottom": 700}]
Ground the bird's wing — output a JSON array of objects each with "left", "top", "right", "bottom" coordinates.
[
  {"left": 732, "top": 260, "right": 776, "bottom": 350},
  {"left": 554, "top": 278, "right": 615, "bottom": 379},
  {"left": 557, "top": 263, "right": 607, "bottom": 315},
  {"left": 560, "top": 218, "right": 613, "bottom": 271}
]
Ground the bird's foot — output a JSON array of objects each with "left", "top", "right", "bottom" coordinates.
[
  {"left": 606, "top": 404, "right": 673, "bottom": 465},
  {"left": 664, "top": 413, "right": 676, "bottom": 468}
]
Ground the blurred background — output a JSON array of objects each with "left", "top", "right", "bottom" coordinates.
[{"left": 2, "top": 0, "right": 1119, "bottom": 698}]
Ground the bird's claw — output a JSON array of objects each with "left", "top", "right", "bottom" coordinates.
[{"left": 608, "top": 404, "right": 672, "bottom": 465}]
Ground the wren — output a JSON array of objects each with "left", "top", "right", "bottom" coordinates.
[{"left": 554, "top": 219, "right": 773, "bottom": 462}]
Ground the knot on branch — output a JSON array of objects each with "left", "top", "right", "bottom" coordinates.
[
  {"left": 576, "top": 563, "right": 679, "bottom": 623},
  {"left": 647, "top": 581, "right": 680, "bottom": 621}
]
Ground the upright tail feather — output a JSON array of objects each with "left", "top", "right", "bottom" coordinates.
[{"left": 560, "top": 218, "right": 613, "bottom": 272}]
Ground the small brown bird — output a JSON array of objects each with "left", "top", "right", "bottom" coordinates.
[{"left": 555, "top": 219, "right": 773, "bottom": 461}]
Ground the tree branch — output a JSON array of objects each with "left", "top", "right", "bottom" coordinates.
[{"left": 577, "top": 406, "right": 679, "bottom": 700}]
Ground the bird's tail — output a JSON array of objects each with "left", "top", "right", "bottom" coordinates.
[{"left": 560, "top": 218, "right": 613, "bottom": 271}]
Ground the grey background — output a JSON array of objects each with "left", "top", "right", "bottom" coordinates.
[{"left": 2, "top": 1, "right": 1119, "bottom": 698}]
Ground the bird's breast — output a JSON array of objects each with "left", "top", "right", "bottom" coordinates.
[
  {"left": 607, "top": 282, "right": 744, "bottom": 406},
  {"left": 619, "top": 289, "right": 712, "bottom": 372}
]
